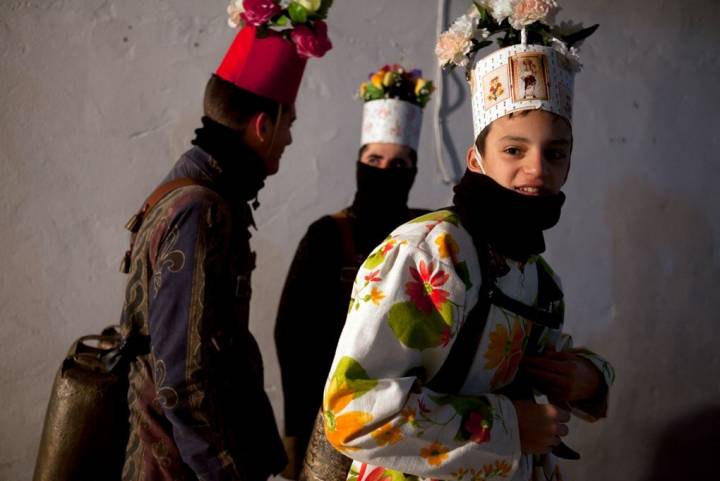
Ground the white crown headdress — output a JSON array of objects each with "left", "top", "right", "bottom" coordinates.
[
  {"left": 358, "top": 64, "right": 435, "bottom": 151},
  {"left": 436, "top": 0, "right": 597, "bottom": 138}
]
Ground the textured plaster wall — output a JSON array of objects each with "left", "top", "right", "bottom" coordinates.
[{"left": 1, "top": 0, "right": 719, "bottom": 480}]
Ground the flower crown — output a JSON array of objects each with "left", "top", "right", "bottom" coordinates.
[
  {"left": 436, "top": 0, "right": 598, "bottom": 72},
  {"left": 227, "top": 0, "right": 333, "bottom": 58},
  {"left": 358, "top": 65, "right": 435, "bottom": 108}
]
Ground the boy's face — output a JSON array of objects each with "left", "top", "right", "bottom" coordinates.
[{"left": 467, "top": 110, "right": 572, "bottom": 195}]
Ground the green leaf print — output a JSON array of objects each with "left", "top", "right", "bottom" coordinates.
[
  {"left": 430, "top": 394, "right": 494, "bottom": 444},
  {"left": 409, "top": 209, "right": 459, "bottom": 226},
  {"left": 362, "top": 239, "right": 397, "bottom": 270},
  {"left": 387, "top": 301, "right": 450, "bottom": 350},
  {"left": 332, "top": 356, "right": 378, "bottom": 398}
]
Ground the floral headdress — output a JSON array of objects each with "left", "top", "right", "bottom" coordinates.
[
  {"left": 359, "top": 64, "right": 433, "bottom": 151},
  {"left": 227, "top": 0, "right": 333, "bottom": 58},
  {"left": 436, "top": 0, "right": 598, "bottom": 72},
  {"left": 358, "top": 64, "right": 435, "bottom": 108}
]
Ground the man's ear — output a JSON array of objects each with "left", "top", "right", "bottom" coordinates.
[
  {"left": 248, "top": 111, "right": 271, "bottom": 144},
  {"left": 466, "top": 145, "right": 483, "bottom": 174}
]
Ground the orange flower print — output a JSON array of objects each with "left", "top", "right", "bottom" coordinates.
[
  {"left": 405, "top": 260, "right": 450, "bottom": 313},
  {"left": 371, "top": 421, "right": 403, "bottom": 446},
  {"left": 483, "top": 460, "right": 512, "bottom": 477},
  {"left": 369, "top": 287, "right": 385, "bottom": 305},
  {"left": 324, "top": 410, "right": 373, "bottom": 451},
  {"left": 381, "top": 239, "right": 397, "bottom": 255},
  {"left": 420, "top": 441, "right": 450, "bottom": 466},
  {"left": 435, "top": 233, "right": 460, "bottom": 262},
  {"left": 484, "top": 318, "right": 526, "bottom": 389},
  {"left": 400, "top": 407, "right": 417, "bottom": 425}
]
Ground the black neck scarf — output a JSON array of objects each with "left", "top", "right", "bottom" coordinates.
[
  {"left": 452, "top": 170, "right": 565, "bottom": 262},
  {"left": 191, "top": 116, "right": 267, "bottom": 208},
  {"left": 351, "top": 161, "right": 417, "bottom": 238}
]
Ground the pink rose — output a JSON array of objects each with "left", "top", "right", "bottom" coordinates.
[
  {"left": 240, "top": 0, "right": 281, "bottom": 27},
  {"left": 291, "top": 20, "right": 333, "bottom": 59}
]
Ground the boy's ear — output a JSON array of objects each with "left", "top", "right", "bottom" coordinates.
[{"left": 466, "top": 145, "right": 483, "bottom": 174}]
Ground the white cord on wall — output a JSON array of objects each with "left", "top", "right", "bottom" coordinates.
[{"left": 433, "top": 0, "right": 455, "bottom": 185}]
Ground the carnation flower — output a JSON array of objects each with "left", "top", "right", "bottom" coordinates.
[
  {"left": 291, "top": 20, "right": 332, "bottom": 58},
  {"left": 550, "top": 38, "right": 582, "bottom": 72},
  {"left": 227, "top": 0, "right": 245, "bottom": 28},
  {"left": 480, "top": 0, "right": 517, "bottom": 23},
  {"left": 449, "top": 13, "right": 478, "bottom": 37},
  {"left": 435, "top": 30, "right": 472, "bottom": 68},
  {"left": 509, "top": 0, "right": 559, "bottom": 30},
  {"left": 240, "top": 0, "right": 282, "bottom": 28}
]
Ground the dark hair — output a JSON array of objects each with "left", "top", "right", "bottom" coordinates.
[
  {"left": 474, "top": 110, "right": 571, "bottom": 155},
  {"left": 358, "top": 144, "right": 418, "bottom": 167},
  {"left": 203, "top": 74, "right": 285, "bottom": 132}
]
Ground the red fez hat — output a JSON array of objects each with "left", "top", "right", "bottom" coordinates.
[{"left": 216, "top": 26, "right": 307, "bottom": 105}]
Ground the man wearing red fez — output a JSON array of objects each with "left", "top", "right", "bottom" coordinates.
[{"left": 118, "top": 2, "right": 333, "bottom": 480}]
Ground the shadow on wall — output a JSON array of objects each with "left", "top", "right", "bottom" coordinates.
[
  {"left": 640, "top": 405, "right": 720, "bottom": 480},
  {"left": 603, "top": 180, "right": 720, "bottom": 479},
  {"left": 438, "top": 68, "right": 469, "bottom": 180}
]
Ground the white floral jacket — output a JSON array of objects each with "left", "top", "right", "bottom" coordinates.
[{"left": 322, "top": 210, "right": 614, "bottom": 481}]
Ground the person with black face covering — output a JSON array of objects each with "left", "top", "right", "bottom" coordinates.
[
  {"left": 319, "top": 10, "right": 614, "bottom": 481},
  {"left": 274, "top": 64, "right": 435, "bottom": 479}
]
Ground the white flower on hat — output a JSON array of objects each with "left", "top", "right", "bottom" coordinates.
[
  {"left": 450, "top": 12, "right": 478, "bottom": 37},
  {"left": 480, "top": 0, "right": 516, "bottom": 23},
  {"left": 436, "top": 30, "right": 473, "bottom": 68},
  {"left": 550, "top": 38, "right": 582, "bottom": 72},
  {"left": 227, "top": 0, "right": 245, "bottom": 28},
  {"left": 437, "top": 8, "right": 491, "bottom": 68}
]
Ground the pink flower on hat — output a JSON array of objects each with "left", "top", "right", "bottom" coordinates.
[
  {"left": 240, "top": 0, "right": 282, "bottom": 27},
  {"left": 509, "top": 0, "right": 558, "bottom": 30},
  {"left": 291, "top": 20, "right": 333, "bottom": 58}
]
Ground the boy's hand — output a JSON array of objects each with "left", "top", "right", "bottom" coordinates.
[
  {"left": 512, "top": 400, "right": 570, "bottom": 454},
  {"left": 521, "top": 347, "right": 602, "bottom": 402}
]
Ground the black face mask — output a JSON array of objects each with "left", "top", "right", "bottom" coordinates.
[
  {"left": 452, "top": 169, "right": 566, "bottom": 260},
  {"left": 352, "top": 161, "right": 417, "bottom": 217}
]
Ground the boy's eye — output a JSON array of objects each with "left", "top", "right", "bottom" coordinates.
[
  {"left": 546, "top": 149, "right": 568, "bottom": 162},
  {"left": 503, "top": 147, "right": 522, "bottom": 156}
]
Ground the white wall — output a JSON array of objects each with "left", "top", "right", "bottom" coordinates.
[{"left": 1, "top": 0, "right": 719, "bottom": 479}]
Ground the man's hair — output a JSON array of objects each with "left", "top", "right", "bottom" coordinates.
[
  {"left": 357, "top": 144, "right": 418, "bottom": 167},
  {"left": 203, "top": 74, "right": 285, "bottom": 132},
  {"left": 474, "top": 110, "right": 571, "bottom": 155}
]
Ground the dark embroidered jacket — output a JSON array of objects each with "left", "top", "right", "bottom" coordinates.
[{"left": 120, "top": 146, "right": 286, "bottom": 481}]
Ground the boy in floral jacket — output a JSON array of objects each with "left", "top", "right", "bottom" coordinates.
[{"left": 322, "top": 2, "right": 613, "bottom": 480}]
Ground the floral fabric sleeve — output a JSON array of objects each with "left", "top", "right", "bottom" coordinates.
[
  {"left": 553, "top": 333, "right": 615, "bottom": 422},
  {"left": 323, "top": 227, "right": 522, "bottom": 478}
]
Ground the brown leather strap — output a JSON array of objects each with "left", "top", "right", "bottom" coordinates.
[
  {"left": 120, "top": 177, "right": 203, "bottom": 273},
  {"left": 143, "top": 177, "right": 201, "bottom": 219}
]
